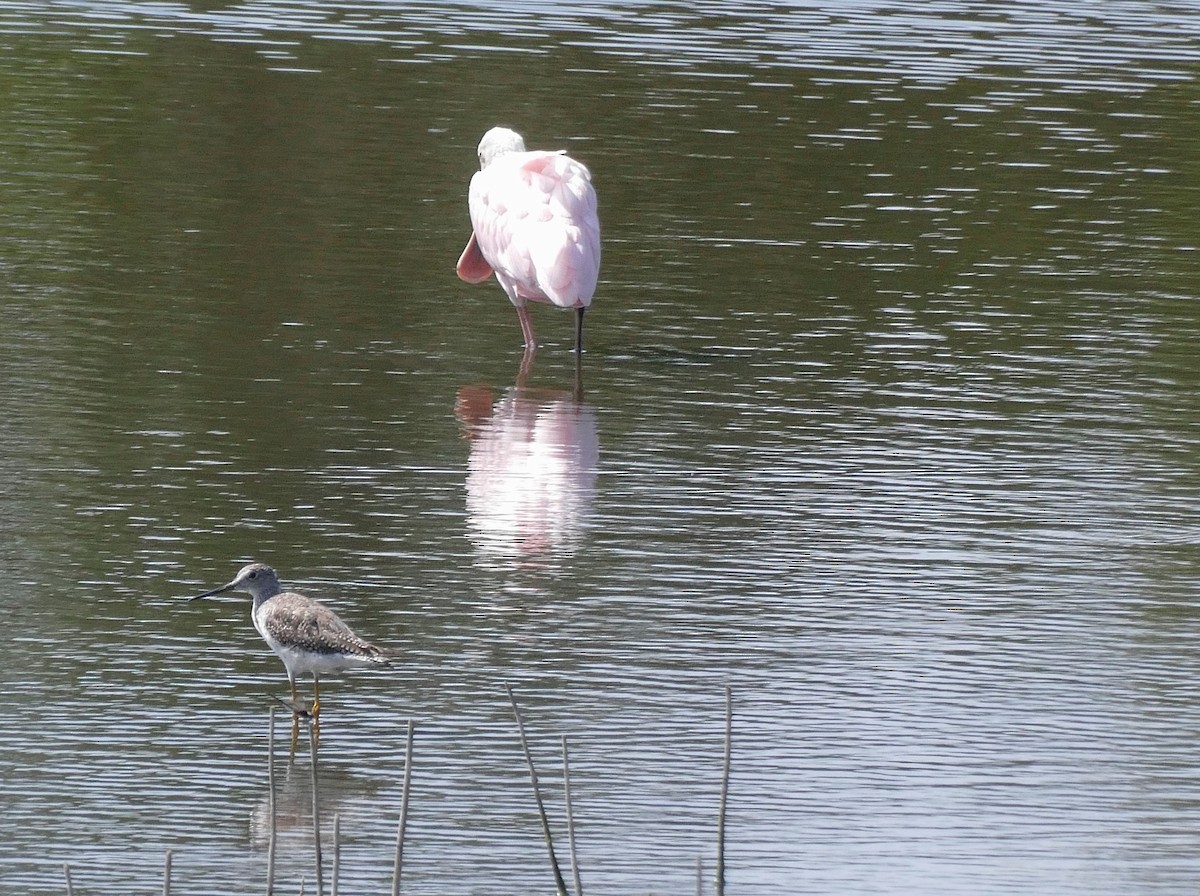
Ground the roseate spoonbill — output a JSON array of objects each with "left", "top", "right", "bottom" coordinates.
[
  {"left": 191, "top": 562, "right": 390, "bottom": 743},
  {"left": 456, "top": 126, "right": 601, "bottom": 353}
]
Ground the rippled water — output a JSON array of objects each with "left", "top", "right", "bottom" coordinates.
[{"left": 3, "top": 2, "right": 1200, "bottom": 894}]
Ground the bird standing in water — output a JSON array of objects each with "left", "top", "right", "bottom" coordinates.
[
  {"left": 191, "top": 562, "right": 390, "bottom": 743},
  {"left": 456, "top": 126, "right": 601, "bottom": 353}
]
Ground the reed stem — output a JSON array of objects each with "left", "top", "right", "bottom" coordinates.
[
  {"left": 715, "top": 686, "right": 732, "bottom": 896},
  {"left": 562, "top": 735, "right": 583, "bottom": 896},
  {"left": 391, "top": 719, "right": 415, "bottom": 896},
  {"left": 309, "top": 720, "right": 324, "bottom": 896},
  {"left": 331, "top": 814, "right": 340, "bottom": 896},
  {"left": 267, "top": 707, "right": 277, "bottom": 896},
  {"left": 505, "top": 683, "right": 569, "bottom": 896}
]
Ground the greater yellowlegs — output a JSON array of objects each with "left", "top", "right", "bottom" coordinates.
[{"left": 191, "top": 562, "right": 390, "bottom": 738}]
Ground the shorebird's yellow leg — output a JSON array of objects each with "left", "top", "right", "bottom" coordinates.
[
  {"left": 288, "top": 675, "right": 301, "bottom": 752},
  {"left": 310, "top": 678, "right": 322, "bottom": 747}
]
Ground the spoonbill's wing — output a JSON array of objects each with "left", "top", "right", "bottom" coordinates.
[{"left": 466, "top": 150, "right": 600, "bottom": 309}]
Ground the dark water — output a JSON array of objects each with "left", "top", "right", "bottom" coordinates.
[{"left": 3, "top": 2, "right": 1200, "bottom": 894}]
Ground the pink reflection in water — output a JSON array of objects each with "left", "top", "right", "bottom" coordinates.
[{"left": 456, "top": 362, "right": 598, "bottom": 566}]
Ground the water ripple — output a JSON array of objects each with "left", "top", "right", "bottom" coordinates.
[{"left": 3, "top": 2, "right": 1200, "bottom": 894}]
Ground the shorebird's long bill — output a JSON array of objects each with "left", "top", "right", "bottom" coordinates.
[{"left": 190, "top": 581, "right": 236, "bottom": 601}]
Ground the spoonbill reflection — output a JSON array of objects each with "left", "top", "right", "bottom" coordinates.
[
  {"left": 456, "top": 126, "right": 601, "bottom": 353},
  {"left": 456, "top": 357, "right": 598, "bottom": 566}
]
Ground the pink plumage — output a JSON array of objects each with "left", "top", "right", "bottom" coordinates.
[{"left": 456, "top": 127, "right": 601, "bottom": 352}]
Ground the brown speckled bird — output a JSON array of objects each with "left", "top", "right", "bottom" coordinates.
[{"left": 191, "top": 563, "right": 390, "bottom": 735}]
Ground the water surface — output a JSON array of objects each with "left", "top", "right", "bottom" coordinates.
[{"left": 3, "top": 2, "right": 1200, "bottom": 894}]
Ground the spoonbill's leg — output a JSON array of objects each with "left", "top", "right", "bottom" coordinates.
[
  {"left": 574, "top": 307, "right": 585, "bottom": 354},
  {"left": 516, "top": 305, "right": 538, "bottom": 350}
]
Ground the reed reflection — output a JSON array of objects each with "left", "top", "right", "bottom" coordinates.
[
  {"left": 249, "top": 761, "right": 386, "bottom": 847},
  {"left": 456, "top": 356, "right": 598, "bottom": 567}
]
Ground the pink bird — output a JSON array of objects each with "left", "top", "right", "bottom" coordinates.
[{"left": 456, "top": 127, "right": 601, "bottom": 353}]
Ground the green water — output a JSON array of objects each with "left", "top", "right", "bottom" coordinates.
[{"left": 3, "top": 3, "right": 1200, "bottom": 894}]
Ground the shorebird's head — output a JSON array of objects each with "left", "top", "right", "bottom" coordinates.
[{"left": 192, "top": 562, "right": 283, "bottom": 602}]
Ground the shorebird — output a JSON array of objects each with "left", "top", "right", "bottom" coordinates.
[{"left": 191, "top": 562, "right": 390, "bottom": 740}]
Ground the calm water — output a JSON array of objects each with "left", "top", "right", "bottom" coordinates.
[{"left": 3, "top": 2, "right": 1200, "bottom": 894}]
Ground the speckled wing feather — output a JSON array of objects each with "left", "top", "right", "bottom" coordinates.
[
  {"left": 263, "top": 593, "right": 389, "bottom": 662},
  {"left": 467, "top": 150, "right": 601, "bottom": 309}
]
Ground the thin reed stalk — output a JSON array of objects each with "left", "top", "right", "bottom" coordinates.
[
  {"left": 505, "top": 684, "right": 569, "bottom": 896},
  {"left": 63, "top": 863, "right": 73, "bottom": 896},
  {"left": 331, "top": 814, "right": 340, "bottom": 896},
  {"left": 267, "top": 707, "right": 277, "bottom": 896},
  {"left": 715, "top": 686, "right": 732, "bottom": 896},
  {"left": 391, "top": 719, "right": 415, "bottom": 896},
  {"left": 163, "top": 849, "right": 173, "bottom": 896},
  {"left": 561, "top": 735, "right": 583, "bottom": 896},
  {"left": 309, "top": 720, "right": 324, "bottom": 896}
]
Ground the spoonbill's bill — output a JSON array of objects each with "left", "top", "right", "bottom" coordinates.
[{"left": 456, "top": 127, "right": 601, "bottom": 353}]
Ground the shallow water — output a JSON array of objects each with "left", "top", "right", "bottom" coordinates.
[{"left": 3, "top": 2, "right": 1200, "bottom": 894}]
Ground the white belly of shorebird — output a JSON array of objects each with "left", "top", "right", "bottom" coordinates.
[{"left": 268, "top": 641, "right": 378, "bottom": 678}]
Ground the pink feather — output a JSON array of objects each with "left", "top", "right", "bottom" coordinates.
[{"left": 457, "top": 128, "right": 601, "bottom": 351}]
